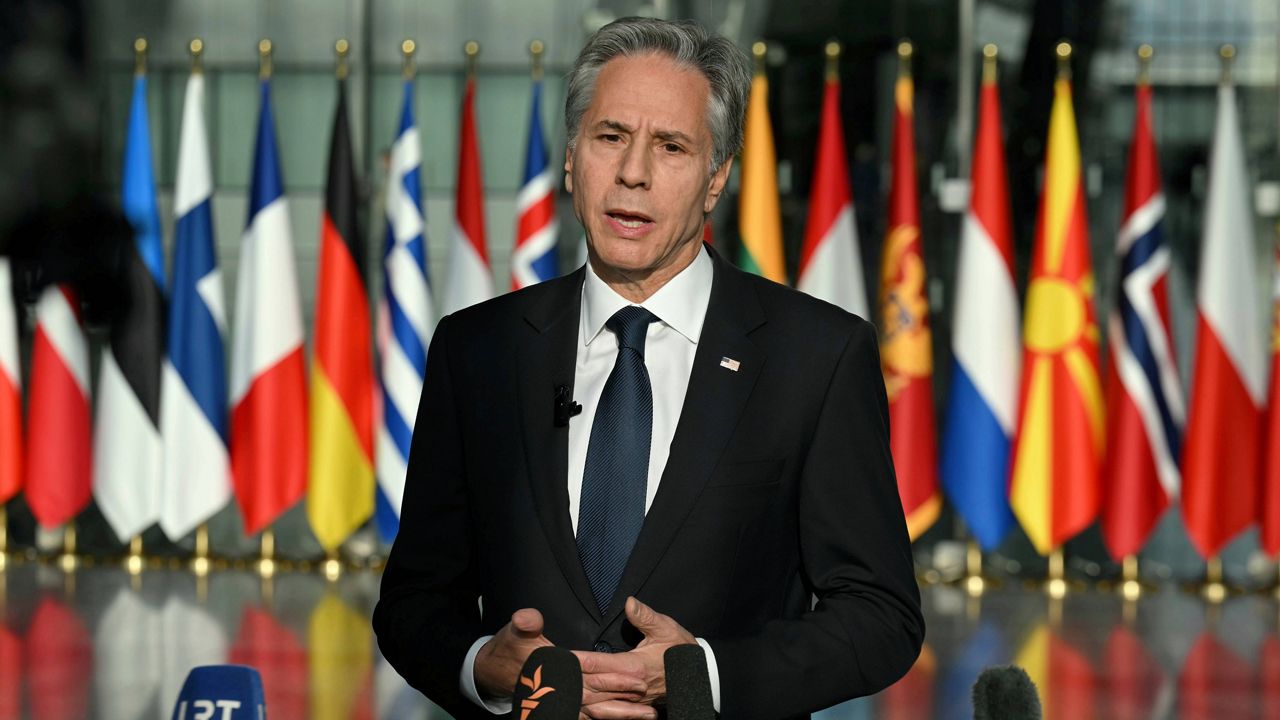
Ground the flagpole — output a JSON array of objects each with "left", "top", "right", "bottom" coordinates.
[
  {"left": 753, "top": 39, "right": 766, "bottom": 75},
  {"left": 1047, "top": 546, "right": 1067, "bottom": 599},
  {"left": 59, "top": 523, "right": 77, "bottom": 573},
  {"left": 464, "top": 39, "right": 479, "bottom": 80},
  {"left": 0, "top": 505, "right": 7, "bottom": 572},
  {"left": 192, "top": 522, "right": 211, "bottom": 576},
  {"left": 259, "top": 38, "right": 272, "bottom": 81},
  {"left": 825, "top": 40, "right": 840, "bottom": 82},
  {"left": 402, "top": 39, "right": 415, "bottom": 80},
  {"left": 530, "top": 39, "right": 544, "bottom": 81},
  {"left": 897, "top": 38, "right": 912, "bottom": 80},
  {"left": 1202, "top": 555, "right": 1226, "bottom": 603}
]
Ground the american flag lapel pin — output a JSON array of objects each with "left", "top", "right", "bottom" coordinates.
[{"left": 719, "top": 356, "right": 741, "bottom": 372}]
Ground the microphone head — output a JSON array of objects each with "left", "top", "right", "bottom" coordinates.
[
  {"left": 511, "top": 646, "right": 581, "bottom": 720},
  {"left": 170, "top": 664, "right": 266, "bottom": 719},
  {"left": 664, "top": 644, "right": 715, "bottom": 720},
  {"left": 972, "top": 664, "right": 1042, "bottom": 720}
]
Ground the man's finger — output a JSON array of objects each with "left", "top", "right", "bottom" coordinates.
[
  {"left": 509, "top": 608, "right": 545, "bottom": 638},
  {"left": 624, "top": 597, "right": 662, "bottom": 631},
  {"left": 572, "top": 650, "right": 644, "bottom": 676},
  {"left": 580, "top": 699, "right": 659, "bottom": 720},
  {"left": 581, "top": 671, "right": 646, "bottom": 703}
]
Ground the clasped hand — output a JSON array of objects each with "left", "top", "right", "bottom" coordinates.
[{"left": 474, "top": 597, "right": 696, "bottom": 719}]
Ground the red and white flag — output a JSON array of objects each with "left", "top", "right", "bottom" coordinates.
[
  {"left": 1262, "top": 242, "right": 1280, "bottom": 556},
  {"left": 1181, "top": 79, "right": 1267, "bottom": 559},
  {"left": 0, "top": 258, "right": 20, "bottom": 506},
  {"left": 25, "top": 285, "right": 92, "bottom": 528},
  {"left": 797, "top": 60, "right": 867, "bottom": 318},
  {"left": 444, "top": 76, "right": 493, "bottom": 313}
]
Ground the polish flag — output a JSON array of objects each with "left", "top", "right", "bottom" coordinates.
[
  {"left": 1181, "top": 79, "right": 1267, "bottom": 559},
  {"left": 0, "top": 258, "right": 20, "bottom": 506}
]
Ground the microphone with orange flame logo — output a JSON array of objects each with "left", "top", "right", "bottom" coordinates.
[{"left": 511, "top": 647, "right": 581, "bottom": 719}]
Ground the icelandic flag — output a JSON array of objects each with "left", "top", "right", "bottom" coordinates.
[
  {"left": 511, "top": 76, "right": 559, "bottom": 289},
  {"left": 1100, "top": 79, "right": 1184, "bottom": 560},
  {"left": 160, "top": 68, "right": 231, "bottom": 540},
  {"left": 376, "top": 80, "right": 435, "bottom": 540},
  {"left": 940, "top": 65, "right": 1018, "bottom": 551}
]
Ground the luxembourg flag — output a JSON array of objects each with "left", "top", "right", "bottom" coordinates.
[
  {"left": 376, "top": 80, "right": 435, "bottom": 540},
  {"left": 1181, "top": 76, "right": 1267, "bottom": 560},
  {"left": 1100, "top": 77, "right": 1184, "bottom": 561},
  {"left": 796, "top": 53, "right": 867, "bottom": 318},
  {"left": 159, "top": 67, "right": 230, "bottom": 540},
  {"left": 229, "top": 78, "right": 308, "bottom": 536},
  {"left": 939, "top": 57, "right": 1018, "bottom": 551},
  {"left": 443, "top": 74, "right": 493, "bottom": 313},
  {"left": 0, "top": 258, "right": 20, "bottom": 506},
  {"left": 511, "top": 73, "right": 558, "bottom": 290}
]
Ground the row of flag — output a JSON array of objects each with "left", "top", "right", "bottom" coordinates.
[
  {"left": 1, "top": 39, "right": 1277, "bottom": 562},
  {"left": 0, "top": 42, "right": 561, "bottom": 552},
  {"left": 732, "top": 41, "right": 1280, "bottom": 562}
]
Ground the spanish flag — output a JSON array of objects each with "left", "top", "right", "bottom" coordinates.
[
  {"left": 879, "top": 42, "right": 939, "bottom": 540},
  {"left": 306, "top": 74, "right": 375, "bottom": 551},
  {"left": 1008, "top": 49, "right": 1104, "bottom": 555},
  {"left": 737, "top": 43, "right": 786, "bottom": 284}
]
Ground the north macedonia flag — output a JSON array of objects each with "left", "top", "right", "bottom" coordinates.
[{"left": 1008, "top": 59, "right": 1104, "bottom": 555}]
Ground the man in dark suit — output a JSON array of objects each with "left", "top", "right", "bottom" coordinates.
[{"left": 373, "top": 17, "right": 923, "bottom": 720}]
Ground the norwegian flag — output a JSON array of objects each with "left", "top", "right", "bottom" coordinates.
[
  {"left": 511, "top": 74, "right": 558, "bottom": 289},
  {"left": 1101, "top": 79, "right": 1184, "bottom": 560},
  {"left": 25, "top": 285, "right": 92, "bottom": 528}
]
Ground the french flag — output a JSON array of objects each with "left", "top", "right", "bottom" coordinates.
[
  {"left": 229, "top": 78, "right": 308, "bottom": 536},
  {"left": 511, "top": 72, "right": 558, "bottom": 290},
  {"left": 25, "top": 285, "right": 92, "bottom": 528},
  {"left": 1181, "top": 78, "right": 1267, "bottom": 560},
  {"left": 375, "top": 80, "right": 434, "bottom": 541},
  {"left": 443, "top": 74, "right": 493, "bottom": 313},
  {"left": 160, "top": 67, "right": 231, "bottom": 540},
  {"left": 1100, "top": 79, "right": 1184, "bottom": 561},
  {"left": 939, "top": 63, "right": 1018, "bottom": 551}
]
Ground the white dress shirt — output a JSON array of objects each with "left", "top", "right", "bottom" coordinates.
[{"left": 461, "top": 246, "right": 722, "bottom": 712}]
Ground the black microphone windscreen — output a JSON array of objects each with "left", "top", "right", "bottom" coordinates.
[
  {"left": 972, "top": 664, "right": 1043, "bottom": 720},
  {"left": 511, "top": 647, "right": 581, "bottom": 720},
  {"left": 664, "top": 644, "right": 715, "bottom": 720}
]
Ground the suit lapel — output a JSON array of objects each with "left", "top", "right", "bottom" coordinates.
[
  {"left": 516, "top": 269, "right": 600, "bottom": 619},
  {"left": 604, "top": 253, "right": 767, "bottom": 622}
]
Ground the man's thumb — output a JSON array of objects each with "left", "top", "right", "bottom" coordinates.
[
  {"left": 510, "top": 608, "right": 545, "bottom": 638},
  {"left": 624, "top": 597, "right": 659, "bottom": 631}
]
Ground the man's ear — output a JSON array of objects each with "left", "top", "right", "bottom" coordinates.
[
  {"left": 704, "top": 156, "right": 734, "bottom": 214},
  {"left": 563, "top": 147, "right": 574, "bottom": 194}
]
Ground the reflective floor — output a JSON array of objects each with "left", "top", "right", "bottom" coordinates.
[{"left": 1, "top": 562, "right": 1278, "bottom": 719}]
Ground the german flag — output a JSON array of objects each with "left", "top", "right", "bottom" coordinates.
[
  {"left": 1008, "top": 49, "right": 1104, "bottom": 555},
  {"left": 306, "top": 77, "right": 375, "bottom": 551},
  {"left": 879, "top": 41, "right": 939, "bottom": 540}
]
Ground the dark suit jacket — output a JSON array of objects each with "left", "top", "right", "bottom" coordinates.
[{"left": 373, "top": 248, "right": 924, "bottom": 719}]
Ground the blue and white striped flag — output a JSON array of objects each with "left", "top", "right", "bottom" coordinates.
[
  {"left": 511, "top": 76, "right": 558, "bottom": 289},
  {"left": 376, "top": 80, "right": 434, "bottom": 541},
  {"left": 159, "top": 68, "right": 230, "bottom": 540}
]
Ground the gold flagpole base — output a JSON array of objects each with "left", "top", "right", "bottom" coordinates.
[
  {"left": 1274, "top": 560, "right": 1280, "bottom": 601},
  {"left": 0, "top": 505, "right": 8, "bottom": 572},
  {"left": 962, "top": 540, "right": 992, "bottom": 596},
  {"left": 257, "top": 529, "right": 276, "bottom": 578},
  {"left": 1045, "top": 547, "right": 1068, "bottom": 599},
  {"left": 191, "top": 523, "right": 212, "bottom": 577},
  {"left": 1199, "top": 556, "right": 1228, "bottom": 604},
  {"left": 57, "top": 524, "right": 79, "bottom": 573},
  {"left": 125, "top": 535, "right": 145, "bottom": 575},
  {"left": 322, "top": 550, "right": 343, "bottom": 582},
  {"left": 1116, "top": 554, "right": 1157, "bottom": 601}
]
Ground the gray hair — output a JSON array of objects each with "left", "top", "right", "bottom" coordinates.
[{"left": 564, "top": 17, "right": 752, "bottom": 172}]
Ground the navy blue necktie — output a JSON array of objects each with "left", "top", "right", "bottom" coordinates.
[{"left": 577, "top": 305, "right": 658, "bottom": 615}]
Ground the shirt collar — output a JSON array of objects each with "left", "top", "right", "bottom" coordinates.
[{"left": 581, "top": 244, "right": 713, "bottom": 347}]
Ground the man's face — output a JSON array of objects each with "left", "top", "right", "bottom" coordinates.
[{"left": 565, "top": 53, "right": 732, "bottom": 284}]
